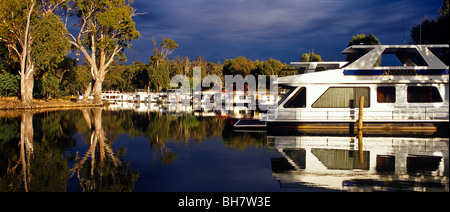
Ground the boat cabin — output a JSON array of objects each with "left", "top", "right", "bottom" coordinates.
[{"left": 258, "top": 44, "right": 449, "bottom": 134}]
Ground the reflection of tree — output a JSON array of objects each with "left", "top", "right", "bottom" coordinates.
[
  {"left": 151, "top": 136, "right": 177, "bottom": 165},
  {"left": 71, "top": 108, "right": 138, "bottom": 192},
  {"left": 99, "top": 110, "right": 226, "bottom": 165},
  {"left": 1, "top": 112, "right": 69, "bottom": 192},
  {"left": 11, "top": 112, "right": 34, "bottom": 191},
  {"left": 222, "top": 130, "right": 268, "bottom": 150},
  {"left": 145, "top": 113, "right": 226, "bottom": 165}
]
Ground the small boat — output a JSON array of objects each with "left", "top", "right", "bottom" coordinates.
[{"left": 233, "top": 119, "right": 267, "bottom": 129}]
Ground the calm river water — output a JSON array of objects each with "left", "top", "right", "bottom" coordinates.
[{"left": 0, "top": 105, "right": 448, "bottom": 192}]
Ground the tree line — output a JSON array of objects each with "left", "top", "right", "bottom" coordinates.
[
  {"left": 0, "top": 0, "right": 139, "bottom": 105},
  {"left": 1, "top": 0, "right": 449, "bottom": 105}
]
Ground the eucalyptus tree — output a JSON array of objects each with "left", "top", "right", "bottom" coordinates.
[
  {"left": 150, "top": 37, "right": 179, "bottom": 69},
  {"left": 0, "top": 0, "right": 70, "bottom": 105},
  {"left": 68, "top": 0, "right": 140, "bottom": 104}
]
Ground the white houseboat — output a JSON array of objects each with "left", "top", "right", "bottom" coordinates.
[
  {"left": 235, "top": 44, "right": 449, "bottom": 135},
  {"left": 102, "top": 90, "right": 121, "bottom": 103}
]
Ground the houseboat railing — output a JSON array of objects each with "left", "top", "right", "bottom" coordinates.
[{"left": 268, "top": 108, "right": 449, "bottom": 122}]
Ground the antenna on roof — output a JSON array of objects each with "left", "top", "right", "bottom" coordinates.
[
  {"left": 419, "top": 18, "right": 422, "bottom": 45},
  {"left": 402, "top": 16, "right": 406, "bottom": 44}
]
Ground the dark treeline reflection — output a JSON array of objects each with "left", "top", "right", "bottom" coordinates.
[{"left": 0, "top": 109, "right": 266, "bottom": 192}]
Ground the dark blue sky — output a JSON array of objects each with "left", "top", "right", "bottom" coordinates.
[{"left": 125, "top": 0, "right": 444, "bottom": 64}]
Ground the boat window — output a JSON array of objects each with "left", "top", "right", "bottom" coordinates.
[
  {"left": 377, "top": 47, "right": 428, "bottom": 67},
  {"left": 312, "top": 87, "right": 370, "bottom": 108},
  {"left": 377, "top": 87, "right": 396, "bottom": 103},
  {"left": 407, "top": 86, "right": 443, "bottom": 103},
  {"left": 277, "top": 86, "right": 296, "bottom": 106},
  {"left": 407, "top": 155, "right": 442, "bottom": 173},
  {"left": 429, "top": 48, "right": 449, "bottom": 66},
  {"left": 284, "top": 87, "right": 306, "bottom": 108},
  {"left": 342, "top": 48, "right": 374, "bottom": 68}
]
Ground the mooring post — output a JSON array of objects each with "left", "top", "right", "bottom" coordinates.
[
  {"left": 357, "top": 96, "right": 364, "bottom": 164},
  {"left": 358, "top": 96, "right": 364, "bottom": 130},
  {"left": 358, "top": 129, "right": 364, "bottom": 164}
]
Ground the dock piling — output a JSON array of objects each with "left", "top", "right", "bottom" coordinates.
[{"left": 358, "top": 96, "right": 364, "bottom": 130}]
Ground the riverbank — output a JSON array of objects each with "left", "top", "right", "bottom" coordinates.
[{"left": 0, "top": 97, "right": 106, "bottom": 111}]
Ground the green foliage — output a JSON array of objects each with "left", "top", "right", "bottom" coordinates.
[
  {"left": 35, "top": 72, "right": 60, "bottom": 99},
  {"left": 0, "top": 72, "right": 20, "bottom": 96},
  {"left": 150, "top": 37, "right": 179, "bottom": 68},
  {"left": 72, "top": 0, "right": 141, "bottom": 63},
  {"left": 346, "top": 33, "right": 381, "bottom": 66},
  {"left": 410, "top": 0, "right": 449, "bottom": 65},
  {"left": 102, "top": 61, "right": 150, "bottom": 91},
  {"left": 223, "top": 56, "right": 255, "bottom": 76},
  {"left": 0, "top": 1, "right": 30, "bottom": 55},
  {"left": 160, "top": 37, "right": 179, "bottom": 50},
  {"left": 95, "top": 3, "right": 140, "bottom": 49},
  {"left": 223, "top": 56, "right": 288, "bottom": 77},
  {"left": 149, "top": 62, "right": 171, "bottom": 91},
  {"left": 0, "top": 117, "right": 20, "bottom": 144},
  {"left": 347, "top": 33, "right": 381, "bottom": 46},
  {"left": 411, "top": 0, "right": 449, "bottom": 45},
  {"left": 0, "top": 0, "right": 70, "bottom": 67},
  {"left": 70, "top": 0, "right": 141, "bottom": 103},
  {"left": 31, "top": 13, "right": 70, "bottom": 70},
  {"left": 0, "top": 44, "right": 14, "bottom": 72},
  {"left": 300, "top": 52, "right": 323, "bottom": 62},
  {"left": 34, "top": 57, "right": 76, "bottom": 99},
  {"left": 0, "top": 44, "right": 20, "bottom": 97},
  {"left": 130, "top": 61, "right": 150, "bottom": 90},
  {"left": 0, "top": 0, "right": 70, "bottom": 103},
  {"left": 253, "top": 58, "right": 288, "bottom": 76}
]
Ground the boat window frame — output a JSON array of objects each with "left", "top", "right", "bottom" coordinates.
[
  {"left": 277, "top": 85, "right": 297, "bottom": 107},
  {"left": 407, "top": 86, "right": 443, "bottom": 103},
  {"left": 382, "top": 47, "right": 429, "bottom": 67},
  {"left": 377, "top": 86, "right": 396, "bottom": 103},
  {"left": 312, "top": 87, "right": 371, "bottom": 108},
  {"left": 283, "top": 87, "right": 307, "bottom": 108}
]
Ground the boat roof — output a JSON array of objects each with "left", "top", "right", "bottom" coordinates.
[
  {"left": 289, "top": 61, "right": 348, "bottom": 68},
  {"left": 341, "top": 44, "right": 449, "bottom": 54},
  {"left": 342, "top": 44, "right": 449, "bottom": 69},
  {"left": 275, "top": 44, "right": 449, "bottom": 86},
  {"left": 288, "top": 61, "right": 348, "bottom": 74}
]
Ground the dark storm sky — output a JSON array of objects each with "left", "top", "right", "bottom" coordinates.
[{"left": 125, "top": 0, "right": 444, "bottom": 64}]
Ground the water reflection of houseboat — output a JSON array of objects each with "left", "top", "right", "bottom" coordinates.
[
  {"left": 133, "top": 89, "right": 149, "bottom": 102},
  {"left": 269, "top": 135, "right": 449, "bottom": 191},
  {"left": 235, "top": 44, "right": 449, "bottom": 135},
  {"left": 106, "top": 101, "right": 257, "bottom": 119}
]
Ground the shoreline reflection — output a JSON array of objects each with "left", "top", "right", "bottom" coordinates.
[
  {"left": 0, "top": 107, "right": 448, "bottom": 192},
  {"left": 268, "top": 134, "right": 449, "bottom": 192}
]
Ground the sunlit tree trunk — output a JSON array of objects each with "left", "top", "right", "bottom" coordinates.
[
  {"left": 18, "top": 1, "right": 36, "bottom": 106},
  {"left": 82, "top": 77, "right": 94, "bottom": 103},
  {"left": 20, "top": 70, "right": 34, "bottom": 105},
  {"left": 92, "top": 75, "right": 105, "bottom": 105}
]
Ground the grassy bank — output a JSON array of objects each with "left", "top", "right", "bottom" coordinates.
[{"left": 0, "top": 97, "right": 106, "bottom": 111}]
